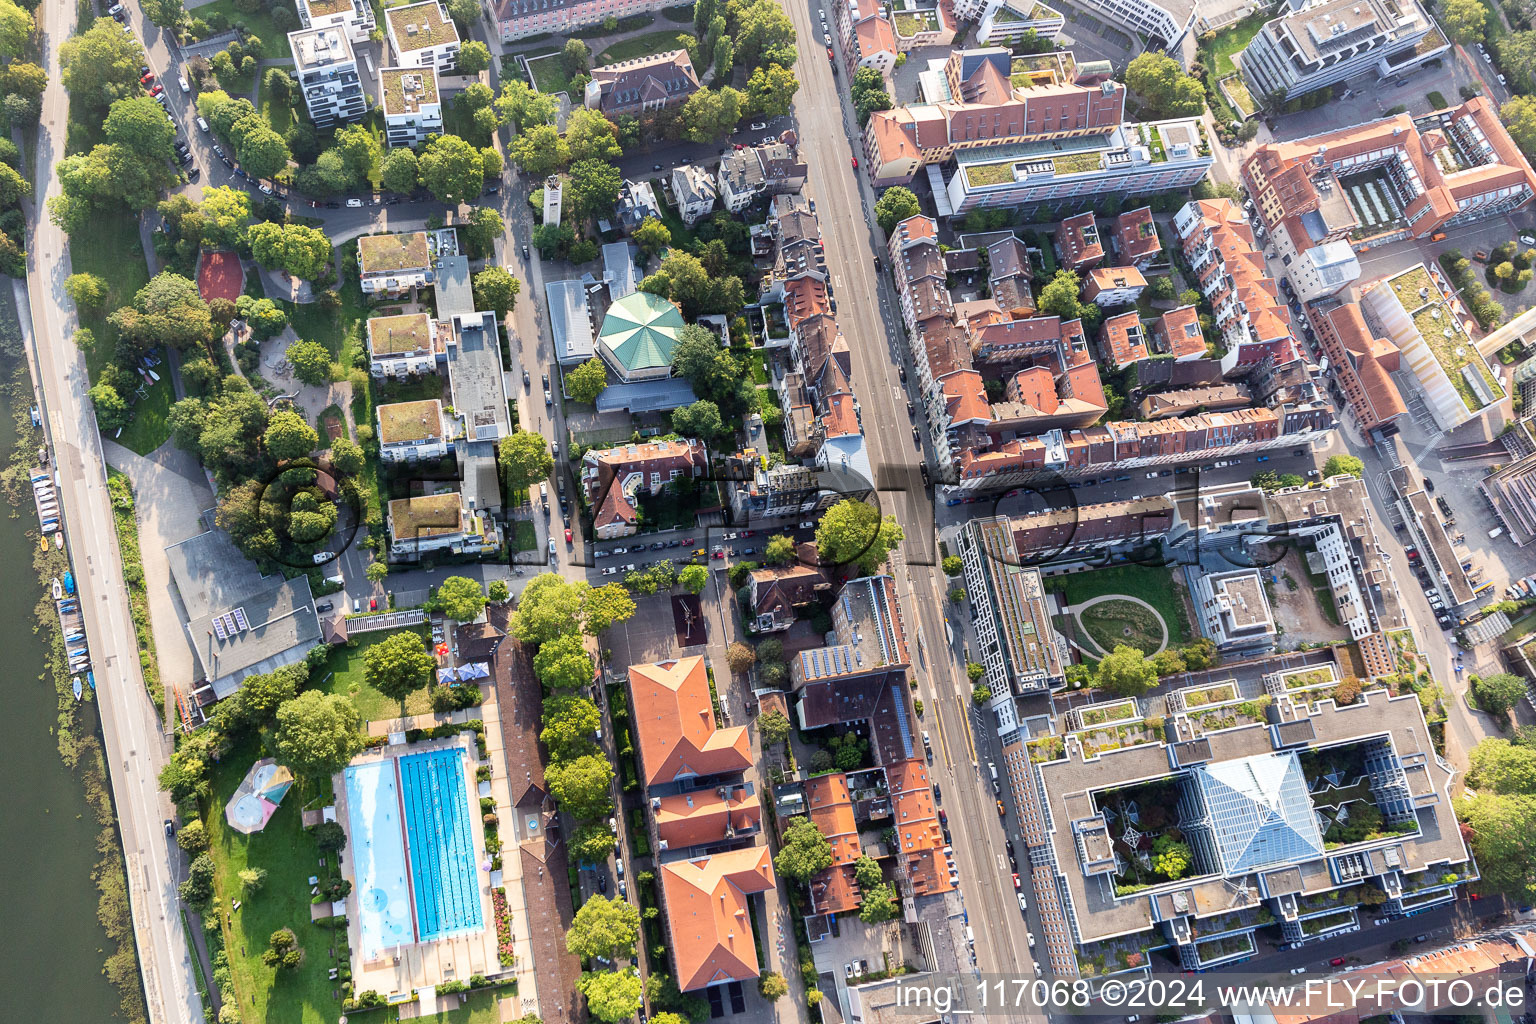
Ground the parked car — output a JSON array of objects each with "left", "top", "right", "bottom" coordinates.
[{"left": 346, "top": 197, "right": 363, "bottom": 208}]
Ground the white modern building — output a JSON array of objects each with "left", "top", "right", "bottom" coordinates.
[
  {"left": 295, "top": 0, "right": 374, "bottom": 43},
  {"left": 289, "top": 26, "right": 365, "bottom": 128},
  {"left": 380, "top": 66, "right": 441, "bottom": 148},
  {"left": 1073, "top": 0, "right": 1200, "bottom": 53},
  {"left": 1190, "top": 567, "right": 1277, "bottom": 653},
  {"left": 493, "top": 0, "right": 672, "bottom": 43},
  {"left": 972, "top": 0, "right": 1065, "bottom": 45},
  {"left": 956, "top": 516, "right": 1067, "bottom": 696},
  {"left": 1239, "top": 0, "right": 1445, "bottom": 103},
  {"left": 367, "top": 312, "right": 439, "bottom": 377},
  {"left": 387, "top": 492, "right": 498, "bottom": 560},
  {"left": 385, "top": 1, "right": 460, "bottom": 73},
  {"left": 376, "top": 399, "right": 450, "bottom": 462},
  {"left": 1281, "top": 234, "right": 1360, "bottom": 304}
]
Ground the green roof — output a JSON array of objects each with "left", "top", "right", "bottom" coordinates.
[{"left": 598, "top": 291, "right": 686, "bottom": 375}]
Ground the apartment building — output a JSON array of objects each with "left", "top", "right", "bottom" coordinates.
[
  {"left": 748, "top": 563, "right": 831, "bottom": 633},
  {"left": 1243, "top": 98, "right": 1536, "bottom": 249},
  {"left": 1190, "top": 567, "right": 1277, "bottom": 652},
  {"left": 1150, "top": 305, "right": 1208, "bottom": 361},
  {"left": 834, "top": 0, "right": 899, "bottom": 75},
  {"left": 1113, "top": 205, "right": 1162, "bottom": 268},
  {"left": 718, "top": 137, "right": 807, "bottom": 212},
  {"left": 1083, "top": 265, "right": 1148, "bottom": 307},
  {"left": 379, "top": 66, "right": 441, "bottom": 148},
  {"left": 494, "top": 0, "right": 671, "bottom": 42},
  {"left": 385, "top": 1, "right": 459, "bottom": 72},
  {"left": 585, "top": 50, "right": 699, "bottom": 116},
  {"left": 1174, "top": 198, "right": 1294, "bottom": 354},
  {"left": 357, "top": 230, "right": 433, "bottom": 295},
  {"left": 581, "top": 438, "right": 708, "bottom": 539},
  {"left": 1239, "top": 0, "right": 1445, "bottom": 102},
  {"left": 1304, "top": 299, "right": 1406, "bottom": 442},
  {"left": 957, "top": 516, "right": 1067, "bottom": 698},
  {"left": 1071, "top": 0, "right": 1201, "bottom": 54},
  {"left": 386, "top": 492, "right": 497, "bottom": 559},
  {"left": 376, "top": 399, "right": 449, "bottom": 462},
  {"left": 671, "top": 164, "right": 717, "bottom": 225},
  {"left": 289, "top": 26, "right": 365, "bottom": 128},
  {"left": 890, "top": 2, "right": 958, "bottom": 49},
  {"left": 366, "top": 311, "right": 439, "bottom": 377},
  {"left": 1056, "top": 212, "right": 1104, "bottom": 269},
  {"left": 971, "top": 0, "right": 1065, "bottom": 45},
  {"left": 295, "top": 0, "right": 374, "bottom": 43}
]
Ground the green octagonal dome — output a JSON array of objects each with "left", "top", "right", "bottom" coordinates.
[{"left": 598, "top": 290, "right": 686, "bottom": 379}]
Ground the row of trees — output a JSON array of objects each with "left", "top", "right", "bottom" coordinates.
[{"left": 1458, "top": 728, "right": 1536, "bottom": 902}]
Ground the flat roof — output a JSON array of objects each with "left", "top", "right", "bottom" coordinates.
[
  {"left": 380, "top": 66, "right": 438, "bottom": 116},
  {"left": 386, "top": 0, "right": 458, "bottom": 51},
  {"left": 367, "top": 312, "right": 433, "bottom": 356},
  {"left": 389, "top": 492, "right": 466, "bottom": 540},
  {"left": 546, "top": 278, "right": 595, "bottom": 363},
  {"left": 377, "top": 399, "right": 444, "bottom": 445},
  {"left": 594, "top": 377, "right": 698, "bottom": 414},
  {"left": 358, "top": 231, "right": 430, "bottom": 276},
  {"left": 289, "top": 25, "right": 356, "bottom": 69},
  {"left": 446, "top": 312, "right": 510, "bottom": 443},
  {"left": 434, "top": 253, "right": 475, "bottom": 319}
]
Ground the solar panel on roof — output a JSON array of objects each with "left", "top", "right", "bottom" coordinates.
[
  {"left": 233, "top": 607, "right": 249, "bottom": 632},
  {"left": 213, "top": 618, "right": 227, "bottom": 640}
]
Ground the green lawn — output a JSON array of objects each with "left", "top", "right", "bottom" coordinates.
[
  {"left": 1204, "top": 10, "right": 1268, "bottom": 77},
  {"left": 194, "top": 0, "right": 295, "bottom": 61},
  {"left": 204, "top": 734, "right": 351, "bottom": 1024},
  {"left": 511, "top": 520, "right": 537, "bottom": 551},
  {"left": 261, "top": 89, "right": 295, "bottom": 135},
  {"left": 1057, "top": 566, "right": 1190, "bottom": 646},
  {"left": 598, "top": 28, "right": 688, "bottom": 64},
  {"left": 1079, "top": 598, "right": 1167, "bottom": 655},
  {"left": 316, "top": 625, "right": 438, "bottom": 722},
  {"left": 527, "top": 54, "right": 573, "bottom": 96}
]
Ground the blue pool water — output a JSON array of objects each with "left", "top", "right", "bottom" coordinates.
[
  {"left": 343, "top": 759, "right": 414, "bottom": 960},
  {"left": 398, "top": 749, "right": 482, "bottom": 941}
]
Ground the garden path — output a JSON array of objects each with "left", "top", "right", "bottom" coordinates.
[{"left": 1061, "top": 594, "right": 1169, "bottom": 657}]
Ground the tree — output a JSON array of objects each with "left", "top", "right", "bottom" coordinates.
[
  {"left": 264, "top": 409, "right": 319, "bottom": 462},
  {"left": 1473, "top": 672, "right": 1527, "bottom": 717},
  {"left": 633, "top": 216, "right": 671, "bottom": 258},
  {"left": 875, "top": 187, "right": 921, "bottom": 237},
  {"left": 1148, "top": 275, "right": 1177, "bottom": 301},
  {"left": 759, "top": 709, "right": 790, "bottom": 746},
  {"left": 859, "top": 882, "right": 900, "bottom": 923},
  {"left": 509, "top": 120, "right": 572, "bottom": 176},
  {"left": 679, "top": 563, "right": 709, "bottom": 594},
  {"left": 235, "top": 120, "right": 291, "bottom": 182},
  {"left": 105, "top": 97, "right": 177, "bottom": 161},
  {"left": 747, "top": 63, "right": 798, "bottom": 119},
  {"left": 757, "top": 534, "right": 795, "bottom": 566},
  {"left": 759, "top": 972, "right": 788, "bottom": 1000},
  {"left": 1151, "top": 836, "right": 1191, "bottom": 879},
  {"left": 248, "top": 221, "right": 333, "bottom": 281},
  {"left": 1037, "top": 268, "right": 1088, "bottom": 320},
  {"left": 198, "top": 186, "right": 252, "bottom": 248},
  {"left": 581, "top": 583, "right": 636, "bottom": 634},
  {"left": 853, "top": 855, "right": 883, "bottom": 890},
  {"left": 775, "top": 818, "right": 833, "bottom": 880},
  {"left": 570, "top": 821, "right": 618, "bottom": 864},
  {"left": 1502, "top": 30, "right": 1536, "bottom": 82},
  {"left": 420, "top": 133, "right": 485, "bottom": 204},
  {"left": 364, "top": 631, "right": 436, "bottom": 710},
  {"left": 533, "top": 633, "right": 594, "bottom": 691},
  {"left": 562, "top": 38, "right": 591, "bottom": 76},
  {"left": 579, "top": 971, "right": 643, "bottom": 1024},
  {"left": 1503, "top": 96, "right": 1536, "bottom": 159},
  {"left": 179, "top": 852, "right": 217, "bottom": 909},
  {"left": 671, "top": 399, "right": 725, "bottom": 439},
  {"left": 565, "top": 357, "right": 609, "bottom": 404},
  {"left": 512, "top": 573, "right": 585, "bottom": 644},
  {"left": 364, "top": 560, "right": 389, "bottom": 584},
  {"left": 273, "top": 691, "right": 361, "bottom": 779},
  {"left": 816, "top": 499, "right": 903, "bottom": 575},
  {"left": 732, "top": 0, "right": 795, "bottom": 69},
  {"left": 238, "top": 866, "right": 267, "bottom": 895},
  {"left": 473, "top": 267, "right": 521, "bottom": 315},
  {"left": 66, "top": 273, "right": 108, "bottom": 311},
  {"left": 1442, "top": 0, "right": 1489, "bottom": 45},
  {"left": 380, "top": 148, "right": 420, "bottom": 194},
  {"left": 941, "top": 555, "right": 963, "bottom": 577},
  {"left": 313, "top": 819, "right": 347, "bottom": 853},
  {"left": 176, "top": 819, "right": 210, "bottom": 852},
  {"left": 461, "top": 206, "right": 504, "bottom": 258},
  {"left": 1097, "top": 644, "right": 1157, "bottom": 696},
  {"left": 286, "top": 340, "right": 332, "bottom": 386},
  {"left": 532, "top": 221, "right": 575, "bottom": 259},
  {"left": 727, "top": 641, "right": 757, "bottom": 674},
  {"left": 496, "top": 80, "right": 558, "bottom": 131},
  {"left": 565, "top": 108, "right": 623, "bottom": 163},
  {"left": 1467, "top": 738, "right": 1536, "bottom": 795},
  {"left": 60, "top": 19, "right": 144, "bottom": 107},
  {"left": 4, "top": 61, "right": 47, "bottom": 99},
  {"left": 567, "top": 158, "right": 622, "bottom": 221},
  {"left": 567, "top": 894, "right": 639, "bottom": 961},
  {"left": 546, "top": 754, "right": 615, "bottom": 819},
  {"left": 1456, "top": 792, "right": 1536, "bottom": 900},
  {"left": 1125, "top": 51, "right": 1205, "bottom": 118},
  {"left": 458, "top": 39, "right": 492, "bottom": 75},
  {"left": 680, "top": 86, "right": 745, "bottom": 142},
  {"left": 1323, "top": 455, "right": 1363, "bottom": 478},
  {"left": 542, "top": 694, "right": 602, "bottom": 760},
  {"left": 498, "top": 429, "right": 554, "bottom": 490}
]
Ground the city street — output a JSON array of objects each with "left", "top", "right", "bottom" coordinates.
[{"left": 20, "top": 1, "right": 203, "bottom": 1022}]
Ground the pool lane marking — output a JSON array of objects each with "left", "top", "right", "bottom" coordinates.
[{"left": 395, "top": 753, "right": 421, "bottom": 947}]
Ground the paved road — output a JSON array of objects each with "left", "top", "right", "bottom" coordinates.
[
  {"left": 784, "top": 0, "right": 1045, "bottom": 1002},
  {"left": 21, "top": 2, "right": 202, "bottom": 1023}
]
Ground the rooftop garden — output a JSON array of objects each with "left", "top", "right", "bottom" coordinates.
[
  {"left": 1092, "top": 777, "right": 1202, "bottom": 893},
  {"left": 1414, "top": 24, "right": 1447, "bottom": 56},
  {"left": 1143, "top": 127, "right": 1167, "bottom": 163},
  {"left": 1221, "top": 74, "right": 1258, "bottom": 119},
  {"left": 1300, "top": 909, "right": 1356, "bottom": 935},
  {"left": 967, "top": 161, "right": 1019, "bottom": 187},
  {"left": 1075, "top": 932, "right": 1157, "bottom": 977},
  {"left": 1296, "top": 887, "right": 1369, "bottom": 913},
  {"left": 1194, "top": 932, "right": 1255, "bottom": 964},
  {"left": 1075, "top": 719, "right": 1164, "bottom": 757},
  {"left": 893, "top": 10, "right": 939, "bottom": 34},
  {"left": 1188, "top": 696, "right": 1271, "bottom": 733},
  {"left": 1027, "top": 735, "right": 1066, "bottom": 763},
  {"left": 1078, "top": 700, "right": 1138, "bottom": 728},
  {"left": 1194, "top": 905, "right": 1272, "bottom": 937},
  {"left": 1404, "top": 295, "right": 1505, "bottom": 412},
  {"left": 1279, "top": 666, "right": 1337, "bottom": 692},
  {"left": 1054, "top": 152, "right": 1103, "bottom": 176},
  {"left": 1181, "top": 681, "right": 1236, "bottom": 708}
]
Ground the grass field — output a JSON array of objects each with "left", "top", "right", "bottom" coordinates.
[
  {"left": 1079, "top": 598, "right": 1168, "bottom": 655},
  {"left": 194, "top": 0, "right": 295, "bottom": 61},
  {"left": 1204, "top": 11, "right": 1268, "bottom": 78},
  {"left": 316, "top": 625, "right": 438, "bottom": 722},
  {"left": 598, "top": 28, "right": 689, "bottom": 64},
  {"left": 511, "top": 519, "right": 537, "bottom": 551},
  {"left": 527, "top": 53, "right": 573, "bottom": 96},
  {"left": 1058, "top": 566, "right": 1190, "bottom": 647}
]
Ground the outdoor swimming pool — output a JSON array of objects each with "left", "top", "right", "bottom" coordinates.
[
  {"left": 398, "top": 748, "right": 482, "bottom": 941},
  {"left": 344, "top": 759, "right": 414, "bottom": 961}
]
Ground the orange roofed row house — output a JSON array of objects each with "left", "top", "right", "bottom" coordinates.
[
  {"left": 580, "top": 438, "right": 708, "bottom": 540},
  {"left": 629, "top": 656, "right": 777, "bottom": 993}
]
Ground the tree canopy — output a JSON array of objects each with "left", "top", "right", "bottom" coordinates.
[
  {"left": 1322, "top": 455, "right": 1363, "bottom": 478},
  {"left": 815, "top": 499, "right": 903, "bottom": 575},
  {"left": 875, "top": 187, "right": 921, "bottom": 236},
  {"left": 60, "top": 19, "right": 145, "bottom": 108},
  {"left": 420, "top": 133, "right": 485, "bottom": 204},
  {"left": 1125, "top": 51, "right": 1205, "bottom": 118},
  {"left": 579, "top": 971, "right": 643, "bottom": 1024},
  {"left": 435, "top": 576, "right": 488, "bottom": 622},
  {"left": 364, "top": 631, "right": 436, "bottom": 709},
  {"left": 565, "top": 357, "right": 609, "bottom": 404},
  {"left": 512, "top": 573, "right": 585, "bottom": 644},
  {"left": 1441, "top": 0, "right": 1489, "bottom": 45},
  {"left": 546, "top": 753, "right": 615, "bottom": 820},
  {"left": 498, "top": 429, "right": 554, "bottom": 491},
  {"left": 567, "top": 896, "right": 640, "bottom": 961},
  {"left": 775, "top": 818, "right": 833, "bottom": 880},
  {"left": 1096, "top": 644, "right": 1158, "bottom": 696},
  {"left": 273, "top": 691, "right": 361, "bottom": 779},
  {"left": 532, "top": 632, "right": 593, "bottom": 691},
  {"left": 541, "top": 694, "right": 602, "bottom": 761}
]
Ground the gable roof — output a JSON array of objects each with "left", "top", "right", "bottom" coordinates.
[
  {"left": 661, "top": 847, "right": 777, "bottom": 991},
  {"left": 655, "top": 788, "right": 761, "bottom": 849},
  {"left": 630, "top": 656, "right": 752, "bottom": 787}
]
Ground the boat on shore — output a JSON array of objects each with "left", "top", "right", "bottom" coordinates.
[
  {"left": 51, "top": 577, "right": 61, "bottom": 599},
  {"left": 71, "top": 677, "right": 82, "bottom": 701},
  {"left": 53, "top": 531, "right": 63, "bottom": 550},
  {"left": 39, "top": 535, "right": 47, "bottom": 551}
]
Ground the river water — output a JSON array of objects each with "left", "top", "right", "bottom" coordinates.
[{"left": 0, "top": 366, "right": 123, "bottom": 1019}]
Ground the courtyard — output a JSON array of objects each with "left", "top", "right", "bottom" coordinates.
[{"left": 1050, "top": 565, "right": 1191, "bottom": 658}]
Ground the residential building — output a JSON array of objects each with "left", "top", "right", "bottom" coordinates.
[
  {"left": 630, "top": 656, "right": 752, "bottom": 787},
  {"left": 671, "top": 164, "right": 717, "bottom": 225},
  {"left": 1100, "top": 311, "right": 1149, "bottom": 368},
  {"left": 1239, "top": 0, "right": 1445, "bottom": 103},
  {"left": 585, "top": 50, "right": 699, "bottom": 116},
  {"left": 289, "top": 26, "right": 365, "bottom": 129},
  {"left": 1243, "top": 99, "right": 1536, "bottom": 249},
  {"left": 596, "top": 290, "right": 686, "bottom": 383},
  {"left": 384, "top": 1, "right": 459, "bottom": 72},
  {"left": 617, "top": 178, "right": 662, "bottom": 232},
  {"left": 1304, "top": 299, "right": 1406, "bottom": 442},
  {"left": 986, "top": 234, "right": 1035, "bottom": 315},
  {"left": 443, "top": 306, "right": 512, "bottom": 449},
  {"left": 379, "top": 66, "right": 441, "bottom": 148},
  {"left": 366, "top": 311, "right": 439, "bottom": 377},
  {"left": 376, "top": 399, "right": 449, "bottom": 462},
  {"left": 1359, "top": 264, "right": 1503, "bottom": 432},
  {"left": 166, "top": 529, "right": 322, "bottom": 701},
  {"left": 356, "top": 230, "right": 434, "bottom": 295},
  {"left": 886, "top": 758, "right": 956, "bottom": 898},
  {"left": 1174, "top": 198, "right": 1294, "bottom": 357},
  {"left": 835, "top": 0, "right": 899, "bottom": 75},
  {"left": 659, "top": 848, "right": 777, "bottom": 991},
  {"left": 718, "top": 137, "right": 808, "bottom": 212},
  {"left": 581, "top": 438, "right": 708, "bottom": 539},
  {"left": 653, "top": 785, "right": 761, "bottom": 853},
  {"left": 890, "top": 3, "right": 957, "bottom": 49},
  {"left": 1137, "top": 383, "right": 1251, "bottom": 419},
  {"left": 1083, "top": 265, "right": 1148, "bottom": 307},
  {"left": 1056, "top": 212, "right": 1104, "bottom": 270},
  {"left": 494, "top": 0, "right": 671, "bottom": 42},
  {"left": 792, "top": 577, "right": 909, "bottom": 715},
  {"left": 1283, "top": 236, "right": 1359, "bottom": 303},
  {"left": 386, "top": 491, "right": 498, "bottom": 560},
  {"left": 1150, "top": 305, "right": 1208, "bottom": 361},
  {"left": 972, "top": 0, "right": 1065, "bottom": 45},
  {"left": 295, "top": 0, "right": 375, "bottom": 43},
  {"left": 956, "top": 516, "right": 1067, "bottom": 696},
  {"left": 1113, "top": 205, "right": 1162, "bottom": 268},
  {"left": 804, "top": 773, "right": 864, "bottom": 915},
  {"left": 1190, "top": 567, "right": 1277, "bottom": 652},
  {"left": 717, "top": 148, "right": 766, "bottom": 215},
  {"left": 748, "top": 563, "right": 830, "bottom": 632}
]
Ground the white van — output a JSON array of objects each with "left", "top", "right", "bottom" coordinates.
[
  {"left": 178, "top": 74, "right": 190, "bottom": 94},
  {"left": 196, "top": 116, "right": 210, "bottom": 133}
]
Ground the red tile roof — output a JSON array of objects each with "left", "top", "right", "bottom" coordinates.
[
  {"left": 629, "top": 656, "right": 752, "bottom": 788},
  {"left": 1100, "top": 311, "right": 1147, "bottom": 368},
  {"left": 1057, "top": 213, "right": 1103, "bottom": 269},
  {"left": 655, "top": 788, "right": 762, "bottom": 849},
  {"left": 805, "top": 773, "right": 861, "bottom": 865},
  {"left": 661, "top": 846, "right": 777, "bottom": 992},
  {"left": 1113, "top": 206, "right": 1160, "bottom": 265}
]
